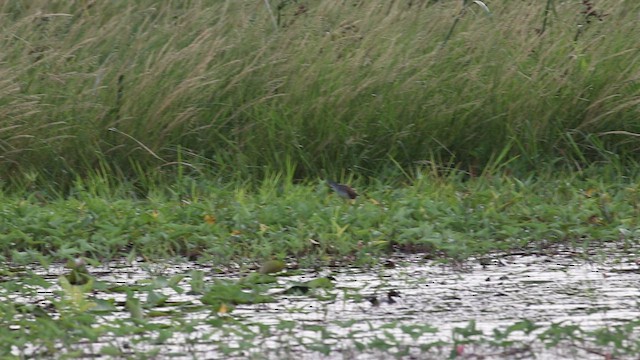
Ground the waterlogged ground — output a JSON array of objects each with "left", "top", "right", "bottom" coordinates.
[{"left": 4, "top": 245, "right": 640, "bottom": 359}]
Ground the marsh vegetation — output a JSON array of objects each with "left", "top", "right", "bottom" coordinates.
[{"left": 1, "top": 0, "right": 640, "bottom": 358}]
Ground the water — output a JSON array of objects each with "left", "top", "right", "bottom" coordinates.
[{"left": 4, "top": 245, "right": 640, "bottom": 359}]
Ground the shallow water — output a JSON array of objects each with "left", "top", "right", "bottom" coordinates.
[{"left": 5, "top": 245, "right": 640, "bottom": 359}]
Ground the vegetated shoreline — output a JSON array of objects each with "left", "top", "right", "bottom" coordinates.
[
  {"left": 2, "top": 166, "right": 638, "bottom": 266},
  {"left": 2, "top": 0, "right": 638, "bottom": 266}
]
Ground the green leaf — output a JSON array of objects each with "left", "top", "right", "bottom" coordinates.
[
  {"left": 201, "top": 281, "right": 274, "bottom": 309},
  {"left": 259, "top": 260, "right": 285, "bottom": 274},
  {"left": 125, "top": 294, "right": 144, "bottom": 320}
]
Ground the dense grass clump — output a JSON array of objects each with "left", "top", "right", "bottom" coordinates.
[{"left": 1, "top": 0, "right": 639, "bottom": 188}]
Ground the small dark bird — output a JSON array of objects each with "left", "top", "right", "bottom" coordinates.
[
  {"left": 367, "top": 290, "right": 401, "bottom": 307},
  {"left": 326, "top": 180, "right": 358, "bottom": 200}
]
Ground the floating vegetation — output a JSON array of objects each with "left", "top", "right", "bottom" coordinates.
[{"left": 3, "top": 247, "right": 640, "bottom": 359}]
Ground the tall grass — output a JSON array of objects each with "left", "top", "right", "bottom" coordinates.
[{"left": 1, "top": 0, "right": 639, "bottom": 189}]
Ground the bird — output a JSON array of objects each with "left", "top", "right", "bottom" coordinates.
[
  {"left": 367, "top": 290, "right": 401, "bottom": 307},
  {"left": 326, "top": 180, "right": 358, "bottom": 200}
]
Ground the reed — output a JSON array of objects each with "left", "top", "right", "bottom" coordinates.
[{"left": 1, "top": 0, "right": 638, "bottom": 189}]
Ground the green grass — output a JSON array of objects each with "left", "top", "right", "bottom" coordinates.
[
  {"left": 1, "top": 0, "right": 640, "bottom": 189},
  {"left": 2, "top": 168, "right": 638, "bottom": 265}
]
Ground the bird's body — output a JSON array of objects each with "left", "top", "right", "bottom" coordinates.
[{"left": 326, "top": 180, "right": 358, "bottom": 200}]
